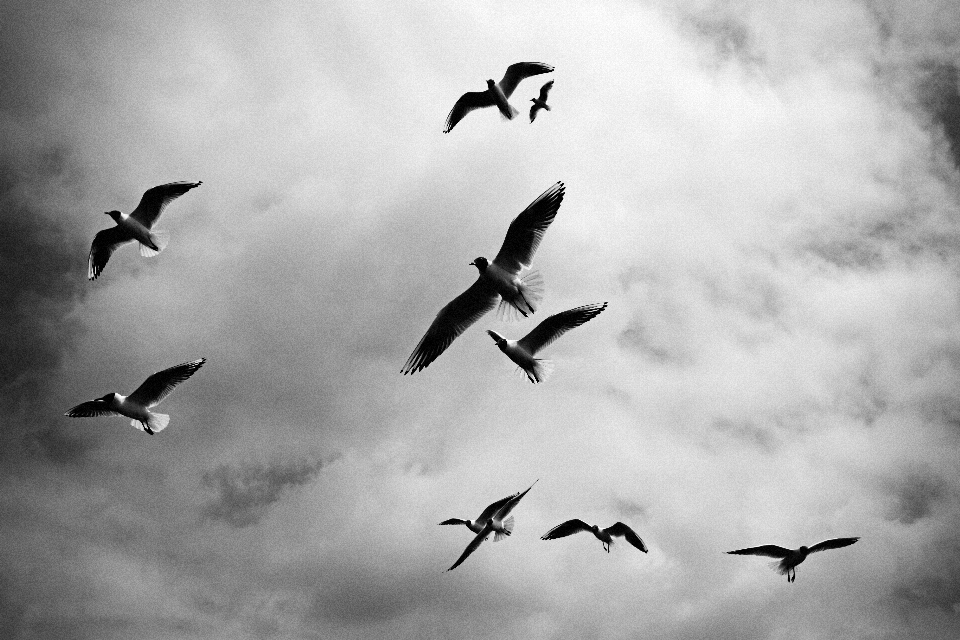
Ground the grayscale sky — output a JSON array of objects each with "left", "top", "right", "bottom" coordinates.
[{"left": 2, "top": 0, "right": 960, "bottom": 638}]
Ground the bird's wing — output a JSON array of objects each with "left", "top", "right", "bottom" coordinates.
[
  {"left": 538, "top": 80, "right": 554, "bottom": 102},
  {"left": 444, "top": 91, "right": 497, "bottom": 133},
  {"left": 129, "top": 181, "right": 202, "bottom": 228},
  {"left": 128, "top": 358, "right": 206, "bottom": 407},
  {"left": 447, "top": 527, "right": 489, "bottom": 571},
  {"left": 88, "top": 227, "right": 133, "bottom": 280},
  {"left": 476, "top": 493, "right": 520, "bottom": 524},
  {"left": 492, "top": 181, "right": 565, "bottom": 274},
  {"left": 498, "top": 62, "right": 554, "bottom": 98},
  {"left": 439, "top": 518, "right": 469, "bottom": 526},
  {"left": 402, "top": 278, "right": 499, "bottom": 374},
  {"left": 64, "top": 400, "right": 121, "bottom": 418},
  {"left": 725, "top": 545, "right": 791, "bottom": 558},
  {"left": 808, "top": 537, "right": 860, "bottom": 554},
  {"left": 495, "top": 479, "right": 538, "bottom": 519},
  {"left": 606, "top": 522, "right": 648, "bottom": 552},
  {"left": 541, "top": 519, "right": 591, "bottom": 540},
  {"left": 529, "top": 103, "right": 541, "bottom": 123},
  {"left": 518, "top": 303, "right": 607, "bottom": 355}
]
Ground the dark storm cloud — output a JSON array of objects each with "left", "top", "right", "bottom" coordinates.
[
  {"left": 201, "top": 457, "right": 330, "bottom": 527},
  {"left": 920, "top": 63, "right": 960, "bottom": 170},
  {"left": 884, "top": 469, "right": 948, "bottom": 525}
]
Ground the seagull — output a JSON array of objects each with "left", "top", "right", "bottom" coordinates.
[
  {"left": 444, "top": 480, "right": 538, "bottom": 572},
  {"left": 541, "top": 520, "right": 648, "bottom": 553},
  {"left": 444, "top": 62, "right": 554, "bottom": 133},
  {"left": 88, "top": 181, "right": 202, "bottom": 280},
  {"left": 529, "top": 80, "right": 554, "bottom": 123},
  {"left": 402, "top": 182, "right": 565, "bottom": 375},
  {"left": 487, "top": 302, "right": 607, "bottom": 383},
  {"left": 64, "top": 358, "right": 206, "bottom": 434},
  {"left": 726, "top": 537, "right": 860, "bottom": 582}
]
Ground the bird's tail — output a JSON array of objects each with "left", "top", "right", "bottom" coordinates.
[
  {"left": 140, "top": 230, "right": 170, "bottom": 257},
  {"left": 133, "top": 413, "right": 171, "bottom": 434},
  {"left": 497, "top": 270, "right": 544, "bottom": 320},
  {"left": 769, "top": 560, "right": 789, "bottom": 575},
  {"left": 523, "top": 359, "right": 554, "bottom": 384},
  {"left": 494, "top": 516, "right": 515, "bottom": 542}
]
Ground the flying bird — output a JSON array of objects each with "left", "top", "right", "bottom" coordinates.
[
  {"left": 726, "top": 537, "right": 860, "bottom": 582},
  {"left": 529, "top": 80, "right": 554, "bottom": 123},
  {"left": 402, "top": 182, "right": 565, "bottom": 375},
  {"left": 487, "top": 302, "right": 607, "bottom": 383},
  {"left": 65, "top": 358, "right": 206, "bottom": 434},
  {"left": 541, "top": 520, "right": 648, "bottom": 553},
  {"left": 444, "top": 480, "right": 538, "bottom": 572},
  {"left": 88, "top": 181, "right": 202, "bottom": 280},
  {"left": 444, "top": 62, "right": 554, "bottom": 133}
]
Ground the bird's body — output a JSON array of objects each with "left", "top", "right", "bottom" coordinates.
[
  {"left": 65, "top": 359, "right": 206, "bottom": 435},
  {"left": 541, "top": 520, "right": 648, "bottom": 553},
  {"left": 443, "top": 480, "right": 537, "bottom": 571},
  {"left": 726, "top": 537, "right": 860, "bottom": 582},
  {"left": 402, "top": 182, "right": 564, "bottom": 375},
  {"left": 444, "top": 62, "right": 554, "bottom": 133},
  {"left": 487, "top": 302, "right": 607, "bottom": 383},
  {"left": 88, "top": 181, "right": 202, "bottom": 280},
  {"left": 529, "top": 80, "right": 554, "bottom": 123}
]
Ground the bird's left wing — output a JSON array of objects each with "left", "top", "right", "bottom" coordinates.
[
  {"left": 529, "top": 103, "right": 542, "bottom": 123},
  {"left": 402, "top": 278, "right": 499, "bottom": 375},
  {"left": 129, "top": 181, "right": 202, "bottom": 228},
  {"left": 128, "top": 358, "right": 206, "bottom": 407},
  {"left": 808, "top": 537, "right": 859, "bottom": 554},
  {"left": 492, "top": 181, "right": 564, "bottom": 274},
  {"left": 518, "top": 303, "right": 607, "bottom": 355},
  {"left": 495, "top": 479, "right": 538, "bottom": 519},
  {"left": 88, "top": 227, "right": 134, "bottom": 280},
  {"left": 447, "top": 527, "right": 489, "bottom": 571},
  {"left": 477, "top": 493, "right": 520, "bottom": 524},
  {"left": 606, "top": 522, "right": 648, "bottom": 552},
  {"left": 725, "top": 545, "right": 791, "bottom": 558},
  {"left": 64, "top": 400, "right": 121, "bottom": 418},
  {"left": 498, "top": 62, "right": 554, "bottom": 98},
  {"left": 541, "top": 518, "right": 591, "bottom": 540},
  {"left": 537, "top": 80, "right": 554, "bottom": 102},
  {"left": 444, "top": 91, "right": 497, "bottom": 133}
]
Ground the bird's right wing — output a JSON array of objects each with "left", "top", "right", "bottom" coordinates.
[
  {"left": 606, "top": 522, "right": 648, "bottom": 552},
  {"left": 476, "top": 493, "right": 520, "bottom": 525},
  {"left": 444, "top": 91, "right": 497, "bottom": 133},
  {"left": 808, "top": 537, "right": 859, "bottom": 554},
  {"left": 529, "top": 103, "right": 541, "bottom": 123},
  {"left": 492, "top": 181, "right": 565, "bottom": 274},
  {"left": 88, "top": 227, "right": 133, "bottom": 280},
  {"left": 518, "top": 303, "right": 607, "bottom": 355},
  {"left": 447, "top": 527, "right": 489, "bottom": 571},
  {"left": 538, "top": 80, "right": 554, "bottom": 102},
  {"left": 725, "top": 545, "right": 791, "bottom": 558},
  {"left": 64, "top": 400, "right": 120, "bottom": 418},
  {"left": 495, "top": 479, "right": 538, "bottom": 519},
  {"left": 498, "top": 62, "right": 554, "bottom": 98},
  {"left": 128, "top": 358, "right": 206, "bottom": 407},
  {"left": 402, "top": 279, "right": 499, "bottom": 375},
  {"left": 129, "top": 181, "right": 202, "bottom": 228},
  {"left": 541, "top": 518, "right": 591, "bottom": 540}
]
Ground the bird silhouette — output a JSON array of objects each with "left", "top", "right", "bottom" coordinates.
[
  {"left": 444, "top": 62, "right": 554, "bottom": 133},
  {"left": 541, "top": 519, "right": 648, "bottom": 553},
  {"left": 444, "top": 481, "right": 537, "bottom": 572},
  {"left": 726, "top": 537, "right": 860, "bottom": 582},
  {"left": 529, "top": 80, "right": 554, "bottom": 123}
]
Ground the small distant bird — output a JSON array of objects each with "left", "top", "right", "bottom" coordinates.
[
  {"left": 88, "top": 181, "right": 202, "bottom": 280},
  {"left": 65, "top": 358, "right": 206, "bottom": 434},
  {"left": 444, "top": 480, "right": 538, "bottom": 572},
  {"left": 402, "top": 182, "right": 565, "bottom": 375},
  {"left": 541, "top": 520, "right": 648, "bottom": 553},
  {"left": 444, "top": 62, "right": 554, "bottom": 133},
  {"left": 487, "top": 302, "right": 607, "bottom": 383},
  {"left": 726, "top": 537, "right": 860, "bottom": 582},
  {"left": 529, "top": 80, "right": 554, "bottom": 123}
]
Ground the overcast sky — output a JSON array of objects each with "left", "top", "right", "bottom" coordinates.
[{"left": 2, "top": 0, "right": 960, "bottom": 638}]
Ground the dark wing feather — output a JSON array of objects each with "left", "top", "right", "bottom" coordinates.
[
  {"left": 725, "top": 545, "right": 791, "bottom": 558},
  {"left": 477, "top": 493, "right": 519, "bottom": 524},
  {"left": 439, "top": 518, "right": 469, "bottom": 526},
  {"left": 498, "top": 62, "right": 554, "bottom": 98},
  {"left": 492, "top": 181, "right": 564, "bottom": 274},
  {"left": 494, "top": 479, "right": 538, "bottom": 519},
  {"left": 538, "top": 80, "right": 554, "bottom": 102},
  {"left": 447, "top": 526, "right": 489, "bottom": 571},
  {"left": 606, "top": 522, "right": 648, "bottom": 552},
  {"left": 64, "top": 400, "right": 120, "bottom": 418},
  {"left": 129, "top": 181, "right": 202, "bottom": 228},
  {"left": 541, "top": 518, "right": 591, "bottom": 540},
  {"left": 529, "top": 103, "right": 541, "bottom": 123},
  {"left": 518, "top": 303, "right": 607, "bottom": 355},
  {"left": 128, "top": 358, "right": 206, "bottom": 407},
  {"left": 808, "top": 537, "right": 859, "bottom": 554},
  {"left": 402, "top": 279, "right": 499, "bottom": 374},
  {"left": 88, "top": 226, "right": 134, "bottom": 280},
  {"left": 444, "top": 90, "right": 497, "bottom": 133}
]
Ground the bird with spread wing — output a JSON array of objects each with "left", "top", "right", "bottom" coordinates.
[
  {"left": 726, "top": 537, "right": 860, "bottom": 582},
  {"left": 444, "top": 62, "right": 553, "bottom": 133},
  {"left": 541, "top": 520, "right": 648, "bottom": 554},
  {"left": 529, "top": 80, "right": 554, "bottom": 123}
]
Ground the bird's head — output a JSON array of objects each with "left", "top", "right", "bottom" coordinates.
[
  {"left": 104, "top": 210, "right": 122, "bottom": 222},
  {"left": 97, "top": 393, "right": 116, "bottom": 403},
  {"left": 798, "top": 546, "right": 809, "bottom": 555},
  {"left": 486, "top": 79, "right": 497, "bottom": 89},
  {"left": 486, "top": 330, "right": 506, "bottom": 345},
  {"left": 469, "top": 257, "right": 488, "bottom": 272}
]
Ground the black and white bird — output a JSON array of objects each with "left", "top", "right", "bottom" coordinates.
[
  {"left": 444, "top": 62, "right": 554, "bottom": 133},
  {"left": 88, "top": 181, "right": 202, "bottom": 280},
  {"left": 444, "top": 481, "right": 538, "bottom": 572},
  {"left": 402, "top": 182, "right": 565, "bottom": 375},
  {"left": 529, "top": 80, "right": 554, "bottom": 123},
  {"left": 726, "top": 537, "right": 860, "bottom": 582},
  {"left": 487, "top": 302, "right": 607, "bottom": 383},
  {"left": 541, "top": 520, "right": 648, "bottom": 553},
  {"left": 65, "top": 359, "right": 206, "bottom": 435}
]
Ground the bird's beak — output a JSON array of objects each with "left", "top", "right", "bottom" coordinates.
[{"left": 468, "top": 260, "right": 475, "bottom": 266}]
